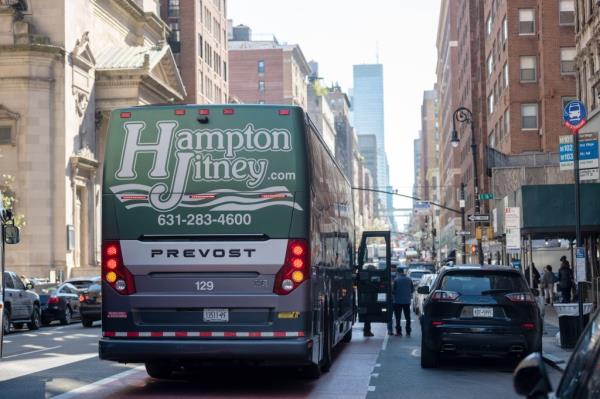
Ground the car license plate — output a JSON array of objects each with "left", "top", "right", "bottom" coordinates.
[
  {"left": 473, "top": 307, "right": 494, "bottom": 318},
  {"left": 203, "top": 308, "right": 229, "bottom": 322}
]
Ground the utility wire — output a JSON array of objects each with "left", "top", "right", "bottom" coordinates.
[{"left": 351, "top": 187, "right": 462, "bottom": 215}]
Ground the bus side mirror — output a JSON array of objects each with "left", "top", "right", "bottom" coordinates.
[{"left": 4, "top": 225, "right": 20, "bottom": 244}]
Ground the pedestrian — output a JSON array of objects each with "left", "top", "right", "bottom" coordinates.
[
  {"left": 392, "top": 268, "right": 414, "bottom": 336},
  {"left": 558, "top": 256, "right": 574, "bottom": 303},
  {"left": 362, "top": 262, "right": 393, "bottom": 337},
  {"left": 541, "top": 265, "right": 555, "bottom": 305}
]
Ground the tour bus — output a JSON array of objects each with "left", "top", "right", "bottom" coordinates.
[{"left": 99, "top": 104, "right": 355, "bottom": 379}]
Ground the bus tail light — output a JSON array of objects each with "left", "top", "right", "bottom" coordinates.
[
  {"left": 274, "top": 239, "right": 310, "bottom": 295},
  {"left": 102, "top": 241, "right": 136, "bottom": 295}
]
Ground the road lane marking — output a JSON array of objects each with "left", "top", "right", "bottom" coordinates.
[
  {"left": 0, "top": 351, "right": 96, "bottom": 381},
  {"left": 1, "top": 345, "right": 61, "bottom": 359},
  {"left": 371, "top": 373, "right": 379, "bottom": 377},
  {"left": 22, "top": 344, "right": 46, "bottom": 349},
  {"left": 51, "top": 366, "right": 144, "bottom": 399},
  {"left": 382, "top": 333, "right": 389, "bottom": 350},
  {"left": 368, "top": 386, "right": 376, "bottom": 392}
]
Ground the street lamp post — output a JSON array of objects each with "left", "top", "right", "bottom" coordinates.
[{"left": 451, "top": 107, "right": 484, "bottom": 265}]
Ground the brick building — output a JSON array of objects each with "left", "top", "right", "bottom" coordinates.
[
  {"left": 161, "top": 0, "right": 229, "bottom": 104},
  {"left": 228, "top": 28, "right": 310, "bottom": 109},
  {"left": 484, "top": 0, "right": 576, "bottom": 156},
  {"left": 436, "top": 0, "right": 462, "bottom": 259}
]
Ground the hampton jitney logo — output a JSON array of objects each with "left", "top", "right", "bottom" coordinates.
[{"left": 109, "top": 121, "right": 303, "bottom": 212}]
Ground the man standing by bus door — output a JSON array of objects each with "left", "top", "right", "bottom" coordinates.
[{"left": 392, "top": 269, "right": 414, "bottom": 336}]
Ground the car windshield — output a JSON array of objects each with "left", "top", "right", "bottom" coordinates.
[
  {"left": 33, "top": 285, "right": 58, "bottom": 295},
  {"left": 66, "top": 280, "right": 95, "bottom": 289},
  {"left": 439, "top": 271, "right": 528, "bottom": 295}
]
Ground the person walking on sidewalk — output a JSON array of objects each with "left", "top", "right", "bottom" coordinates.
[
  {"left": 541, "top": 265, "right": 556, "bottom": 305},
  {"left": 392, "top": 268, "right": 414, "bottom": 336},
  {"left": 558, "top": 256, "right": 574, "bottom": 303}
]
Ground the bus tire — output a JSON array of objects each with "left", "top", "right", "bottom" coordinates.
[
  {"left": 341, "top": 326, "right": 352, "bottom": 343},
  {"left": 320, "top": 309, "right": 333, "bottom": 372},
  {"left": 301, "top": 363, "right": 321, "bottom": 380},
  {"left": 145, "top": 362, "right": 173, "bottom": 379}
]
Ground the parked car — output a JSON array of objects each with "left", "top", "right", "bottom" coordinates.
[
  {"left": 513, "top": 308, "right": 600, "bottom": 398},
  {"left": 419, "top": 265, "right": 542, "bottom": 368},
  {"left": 36, "top": 283, "right": 82, "bottom": 326},
  {"left": 2, "top": 271, "right": 41, "bottom": 334},
  {"left": 408, "top": 269, "right": 430, "bottom": 286},
  {"left": 413, "top": 273, "right": 437, "bottom": 316},
  {"left": 79, "top": 277, "right": 101, "bottom": 327}
]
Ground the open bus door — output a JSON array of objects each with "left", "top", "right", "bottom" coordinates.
[{"left": 356, "top": 231, "right": 392, "bottom": 326}]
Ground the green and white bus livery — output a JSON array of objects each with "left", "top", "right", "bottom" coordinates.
[{"left": 99, "top": 105, "right": 355, "bottom": 378}]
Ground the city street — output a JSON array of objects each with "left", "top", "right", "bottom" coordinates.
[{"left": 0, "top": 320, "right": 561, "bottom": 398}]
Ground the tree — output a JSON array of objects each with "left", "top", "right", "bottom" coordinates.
[{"left": 0, "top": 174, "right": 25, "bottom": 228}]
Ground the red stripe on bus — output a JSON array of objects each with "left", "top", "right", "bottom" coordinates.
[
  {"left": 224, "top": 331, "right": 236, "bottom": 337},
  {"left": 151, "top": 331, "right": 163, "bottom": 337},
  {"left": 249, "top": 332, "right": 261, "bottom": 337},
  {"left": 103, "top": 331, "right": 116, "bottom": 337},
  {"left": 274, "top": 331, "right": 286, "bottom": 337},
  {"left": 127, "top": 332, "right": 139, "bottom": 337},
  {"left": 175, "top": 331, "right": 187, "bottom": 337}
]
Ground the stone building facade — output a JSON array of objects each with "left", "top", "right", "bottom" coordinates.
[{"left": 0, "top": 0, "right": 185, "bottom": 279}]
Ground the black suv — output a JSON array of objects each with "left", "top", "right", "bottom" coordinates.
[
  {"left": 2, "top": 271, "right": 41, "bottom": 334},
  {"left": 419, "top": 265, "right": 542, "bottom": 368}
]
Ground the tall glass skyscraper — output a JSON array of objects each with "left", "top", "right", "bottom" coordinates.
[{"left": 352, "top": 64, "right": 390, "bottom": 222}]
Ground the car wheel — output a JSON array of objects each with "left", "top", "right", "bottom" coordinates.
[
  {"left": 301, "top": 363, "right": 322, "bottom": 380},
  {"left": 2, "top": 309, "right": 10, "bottom": 335},
  {"left": 27, "top": 306, "right": 41, "bottom": 330},
  {"left": 81, "top": 317, "right": 94, "bottom": 328},
  {"left": 59, "top": 307, "right": 72, "bottom": 325},
  {"left": 145, "top": 362, "right": 174, "bottom": 379},
  {"left": 12, "top": 322, "right": 24, "bottom": 330},
  {"left": 420, "top": 334, "right": 438, "bottom": 369}
]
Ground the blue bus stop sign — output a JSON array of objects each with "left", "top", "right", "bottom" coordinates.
[{"left": 563, "top": 100, "right": 587, "bottom": 132}]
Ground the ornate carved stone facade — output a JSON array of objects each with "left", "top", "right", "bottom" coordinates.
[{"left": 0, "top": 0, "right": 186, "bottom": 279}]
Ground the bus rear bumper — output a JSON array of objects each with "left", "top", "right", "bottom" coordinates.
[{"left": 99, "top": 338, "right": 314, "bottom": 364}]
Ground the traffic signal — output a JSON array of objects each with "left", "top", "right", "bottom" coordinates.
[{"left": 471, "top": 244, "right": 477, "bottom": 254}]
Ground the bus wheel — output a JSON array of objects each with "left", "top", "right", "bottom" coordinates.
[
  {"left": 301, "top": 363, "right": 321, "bottom": 380},
  {"left": 145, "top": 362, "right": 174, "bottom": 379},
  {"left": 320, "top": 310, "right": 333, "bottom": 372}
]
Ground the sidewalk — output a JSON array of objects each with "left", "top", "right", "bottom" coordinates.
[{"left": 542, "top": 305, "right": 573, "bottom": 372}]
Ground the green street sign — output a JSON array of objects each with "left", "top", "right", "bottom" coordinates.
[{"left": 479, "top": 193, "right": 494, "bottom": 200}]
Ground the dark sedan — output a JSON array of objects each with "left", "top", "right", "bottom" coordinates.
[
  {"left": 419, "top": 265, "right": 542, "bottom": 368},
  {"left": 37, "top": 283, "right": 82, "bottom": 325},
  {"left": 79, "top": 277, "right": 101, "bottom": 327}
]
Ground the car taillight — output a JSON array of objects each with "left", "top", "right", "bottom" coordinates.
[
  {"left": 102, "top": 241, "right": 136, "bottom": 295},
  {"left": 505, "top": 292, "right": 535, "bottom": 303},
  {"left": 522, "top": 322, "right": 536, "bottom": 330},
  {"left": 430, "top": 290, "right": 460, "bottom": 301},
  {"left": 48, "top": 296, "right": 60, "bottom": 304},
  {"left": 273, "top": 239, "right": 310, "bottom": 295},
  {"left": 79, "top": 294, "right": 87, "bottom": 302}
]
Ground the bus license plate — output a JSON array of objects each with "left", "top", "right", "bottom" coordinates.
[
  {"left": 203, "top": 308, "right": 229, "bottom": 322},
  {"left": 473, "top": 307, "right": 493, "bottom": 318}
]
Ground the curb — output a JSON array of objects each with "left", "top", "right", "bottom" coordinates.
[{"left": 542, "top": 352, "right": 566, "bottom": 372}]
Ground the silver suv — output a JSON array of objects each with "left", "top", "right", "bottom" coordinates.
[{"left": 2, "top": 271, "right": 41, "bottom": 334}]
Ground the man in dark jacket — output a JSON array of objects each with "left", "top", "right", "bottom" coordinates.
[
  {"left": 558, "top": 256, "right": 574, "bottom": 303},
  {"left": 392, "top": 269, "right": 414, "bottom": 336}
]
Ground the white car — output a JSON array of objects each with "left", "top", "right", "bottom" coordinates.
[{"left": 413, "top": 273, "right": 437, "bottom": 316}]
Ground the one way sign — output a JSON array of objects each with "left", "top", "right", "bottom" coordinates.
[{"left": 468, "top": 214, "right": 490, "bottom": 222}]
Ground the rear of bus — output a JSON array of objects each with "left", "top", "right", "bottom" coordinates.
[{"left": 99, "top": 105, "right": 314, "bottom": 368}]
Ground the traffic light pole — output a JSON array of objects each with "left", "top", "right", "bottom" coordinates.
[{"left": 460, "top": 182, "right": 466, "bottom": 264}]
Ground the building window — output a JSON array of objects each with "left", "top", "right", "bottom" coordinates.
[
  {"left": 561, "top": 47, "right": 576, "bottom": 74},
  {"left": 486, "top": 14, "right": 492, "bottom": 36},
  {"left": 258, "top": 81, "right": 265, "bottom": 92},
  {"left": 224, "top": 61, "right": 227, "bottom": 82},
  {"left": 168, "top": 0, "right": 180, "bottom": 17},
  {"left": 559, "top": 0, "right": 575, "bottom": 25},
  {"left": 504, "top": 108, "right": 510, "bottom": 138},
  {"left": 258, "top": 100, "right": 265, "bottom": 104},
  {"left": 502, "top": 62, "right": 509, "bottom": 88},
  {"left": 562, "top": 96, "right": 577, "bottom": 110},
  {"left": 198, "top": 34, "right": 203, "bottom": 58},
  {"left": 168, "top": 23, "right": 180, "bottom": 53},
  {"left": 519, "top": 9, "right": 535, "bottom": 35},
  {"left": 520, "top": 56, "right": 537, "bottom": 82},
  {"left": 258, "top": 60, "right": 265, "bottom": 74},
  {"left": 487, "top": 54, "right": 494, "bottom": 76},
  {"left": 488, "top": 92, "right": 495, "bottom": 115},
  {"left": 0, "top": 126, "right": 12, "bottom": 145},
  {"left": 502, "top": 16, "right": 508, "bottom": 43},
  {"left": 521, "top": 103, "right": 538, "bottom": 129}
]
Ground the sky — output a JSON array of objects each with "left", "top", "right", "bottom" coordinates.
[{"left": 228, "top": 0, "right": 441, "bottom": 229}]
